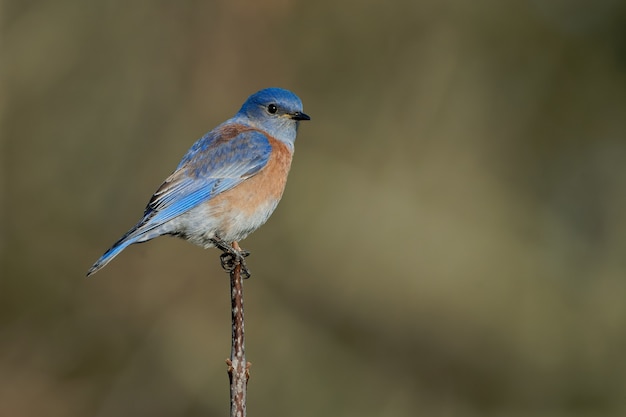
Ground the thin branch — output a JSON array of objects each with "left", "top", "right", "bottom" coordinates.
[{"left": 226, "top": 241, "right": 248, "bottom": 417}]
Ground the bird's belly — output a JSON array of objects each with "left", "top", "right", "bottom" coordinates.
[{"left": 176, "top": 195, "right": 280, "bottom": 246}]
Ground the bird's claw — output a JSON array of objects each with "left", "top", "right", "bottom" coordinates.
[
  {"left": 211, "top": 238, "right": 252, "bottom": 278},
  {"left": 219, "top": 250, "right": 251, "bottom": 279}
]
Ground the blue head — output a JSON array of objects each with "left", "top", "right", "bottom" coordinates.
[{"left": 234, "top": 88, "right": 310, "bottom": 147}]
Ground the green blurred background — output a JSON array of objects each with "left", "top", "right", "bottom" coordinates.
[{"left": 2, "top": 0, "right": 626, "bottom": 416}]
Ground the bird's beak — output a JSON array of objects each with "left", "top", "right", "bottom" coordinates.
[{"left": 290, "top": 111, "right": 311, "bottom": 121}]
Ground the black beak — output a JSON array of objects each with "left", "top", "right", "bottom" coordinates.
[{"left": 291, "top": 111, "right": 311, "bottom": 121}]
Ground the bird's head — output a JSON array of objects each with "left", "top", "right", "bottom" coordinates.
[{"left": 236, "top": 88, "right": 310, "bottom": 147}]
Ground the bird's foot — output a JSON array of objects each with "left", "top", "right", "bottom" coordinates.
[
  {"left": 211, "top": 238, "right": 251, "bottom": 278},
  {"left": 219, "top": 251, "right": 251, "bottom": 279}
]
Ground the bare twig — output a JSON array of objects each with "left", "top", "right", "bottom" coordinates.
[{"left": 226, "top": 241, "right": 248, "bottom": 417}]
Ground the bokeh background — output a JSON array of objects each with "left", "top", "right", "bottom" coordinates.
[{"left": 2, "top": 0, "right": 626, "bottom": 416}]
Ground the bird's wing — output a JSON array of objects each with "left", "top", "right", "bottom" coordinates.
[{"left": 135, "top": 126, "right": 272, "bottom": 234}]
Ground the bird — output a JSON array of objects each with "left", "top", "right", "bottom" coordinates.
[{"left": 87, "top": 87, "right": 310, "bottom": 277}]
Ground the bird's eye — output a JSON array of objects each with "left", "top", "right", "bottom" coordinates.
[{"left": 267, "top": 104, "right": 278, "bottom": 114}]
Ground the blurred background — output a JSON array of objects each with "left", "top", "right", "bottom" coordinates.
[{"left": 2, "top": 0, "right": 626, "bottom": 416}]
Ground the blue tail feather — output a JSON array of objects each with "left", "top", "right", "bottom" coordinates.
[
  {"left": 86, "top": 235, "right": 137, "bottom": 277},
  {"left": 87, "top": 209, "right": 170, "bottom": 276}
]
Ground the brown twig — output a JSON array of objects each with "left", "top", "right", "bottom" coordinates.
[{"left": 226, "top": 241, "right": 248, "bottom": 417}]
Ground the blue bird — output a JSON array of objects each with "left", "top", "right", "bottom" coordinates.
[{"left": 87, "top": 88, "right": 310, "bottom": 277}]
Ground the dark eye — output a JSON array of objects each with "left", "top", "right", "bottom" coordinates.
[{"left": 267, "top": 104, "right": 278, "bottom": 114}]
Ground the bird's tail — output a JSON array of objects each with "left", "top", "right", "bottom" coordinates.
[
  {"left": 86, "top": 242, "right": 130, "bottom": 277},
  {"left": 86, "top": 221, "right": 161, "bottom": 277}
]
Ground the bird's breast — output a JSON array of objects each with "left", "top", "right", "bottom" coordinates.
[
  {"left": 204, "top": 137, "right": 294, "bottom": 242},
  {"left": 220, "top": 137, "right": 292, "bottom": 213}
]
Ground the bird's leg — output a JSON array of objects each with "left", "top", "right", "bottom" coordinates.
[{"left": 211, "top": 238, "right": 251, "bottom": 279}]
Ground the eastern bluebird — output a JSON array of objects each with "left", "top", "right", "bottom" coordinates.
[{"left": 87, "top": 87, "right": 310, "bottom": 277}]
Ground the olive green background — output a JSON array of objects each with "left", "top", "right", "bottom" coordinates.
[{"left": 2, "top": 1, "right": 626, "bottom": 416}]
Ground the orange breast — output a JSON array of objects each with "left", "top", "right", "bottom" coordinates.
[{"left": 210, "top": 137, "right": 293, "bottom": 217}]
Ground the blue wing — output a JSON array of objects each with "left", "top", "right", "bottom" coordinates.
[
  {"left": 145, "top": 127, "right": 272, "bottom": 226},
  {"left": 86, "top": 125, "right": 271, "bottom": 276}
]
